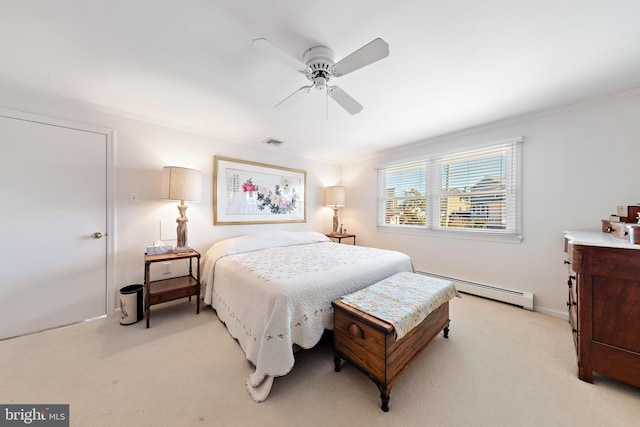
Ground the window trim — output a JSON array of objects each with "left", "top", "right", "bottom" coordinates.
[{"left": 377, "top": 137, "right": 523, "bottom": 243}]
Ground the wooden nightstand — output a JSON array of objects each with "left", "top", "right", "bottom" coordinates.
[
  {"left": 144, "top": 250, "right": 200, "bottom": 328},
  {"left": 326, "top": 232, "right": 356, "bottom": 245}
]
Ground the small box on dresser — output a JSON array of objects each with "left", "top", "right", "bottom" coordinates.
[{"left": 616, "top": 205, "right": 640, "bottom": 220}]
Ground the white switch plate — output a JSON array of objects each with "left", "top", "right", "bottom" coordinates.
[
  {"left": 160, "top": 219, "right": 176, "bottom": 241},
  {"left": 129, "top": 192, "right": 139, "bottom": 204}
]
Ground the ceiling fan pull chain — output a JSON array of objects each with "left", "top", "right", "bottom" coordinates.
[{"left": 326, "top": 87, "right": 329, "bottom": 120}]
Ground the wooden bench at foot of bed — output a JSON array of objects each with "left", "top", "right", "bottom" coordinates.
[{"left": 332, "top": 275, "right": 453, "bottom": 412}]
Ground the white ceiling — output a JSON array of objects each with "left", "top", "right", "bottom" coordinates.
[{"left": 2, "top": 1, "right": 640, "bottom": 163}]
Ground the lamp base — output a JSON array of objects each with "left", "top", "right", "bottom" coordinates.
[
  {"left": 173, "top": 246, "right": 193, "bottom": 253},
  {"left": 332, "top": 207, "right": 339, "bottom": 233}
]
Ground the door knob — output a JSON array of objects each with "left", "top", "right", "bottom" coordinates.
[{"left": 91, "top": 232, "right": 103, "bottom": 239}]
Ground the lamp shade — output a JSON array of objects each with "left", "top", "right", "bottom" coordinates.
[
  {"left": 161, "top": 166, "right": 202, "bottom": 202},
  {"left": 325, "top": 186, "right": 345, "bottom": 207}
]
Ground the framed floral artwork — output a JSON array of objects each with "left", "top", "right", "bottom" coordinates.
[{"left": 213, "top": 156, "right": 307, "bottom": 225}]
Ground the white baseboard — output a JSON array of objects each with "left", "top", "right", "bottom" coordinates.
[{"left": 416, "top": 271, "right": 534, "bottom": 311}]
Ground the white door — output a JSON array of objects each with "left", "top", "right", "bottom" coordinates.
[{"left": 0, "top": 111, "right": 110, "bottom": 339}]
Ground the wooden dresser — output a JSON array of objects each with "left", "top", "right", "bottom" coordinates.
[{"left": 564, "top": 231, "right": 640, "bottom": 387}]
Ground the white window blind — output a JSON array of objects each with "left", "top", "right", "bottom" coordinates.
[
  {"left": 378, "top": 137, "right": 522, "bottom": 237},
  {"left": 378, "top": 161, "right": 427, "bottom": 226},
  {"left": 435, "top": 142, "right": 518, "bottom": 233}
]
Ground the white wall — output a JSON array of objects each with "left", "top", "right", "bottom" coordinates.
[
  {"left": 4, "top": 81, "right": 639, "bottom": 318},
  {"left": 0, "top": 84, "right": 341, "bottom": 309},
  {"left": 341, "top": 88, "right": 640, "bottom": 317}
]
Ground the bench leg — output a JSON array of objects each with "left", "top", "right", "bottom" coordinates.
[
  {"left": 377, "top": 384, "right": 391, "bottom": 412},
  {"left": 333, "top": 353, "right": 342, "bottom": 372},
  {"left": 443, "top": 326, "right": 449, "bottom": 338}
]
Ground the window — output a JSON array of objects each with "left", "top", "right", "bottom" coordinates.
[
  {"left": 378, "top": 137, "right": 522, "bottom": 239},
  {"left": 378, "top": 161, "right": 427, "bottom": 226}
]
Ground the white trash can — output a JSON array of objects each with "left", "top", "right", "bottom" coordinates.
[{"left": 120, "top": 284, "right": 143, "bottom": 325}]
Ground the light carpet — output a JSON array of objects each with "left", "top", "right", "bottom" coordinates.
[{"left": 1, "top": 294, "right": 639, "bottom": 426}]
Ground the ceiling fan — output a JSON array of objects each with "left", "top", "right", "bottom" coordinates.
[{"left": 252, "top": 37, "right": 389, "bottom": 115}]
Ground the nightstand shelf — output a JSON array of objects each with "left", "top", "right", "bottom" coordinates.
[{"left": 144, "top": 250, "right": 200, "bottom": 328}]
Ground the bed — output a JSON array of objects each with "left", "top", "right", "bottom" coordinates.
[{"left": 201, "top": 231, "right": 414, "bottom": 402}]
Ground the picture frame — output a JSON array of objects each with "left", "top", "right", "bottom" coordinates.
[{"left": 213, "top": 156, "right": 307, "bottom": 225}]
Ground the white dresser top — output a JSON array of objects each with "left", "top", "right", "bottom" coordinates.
[{"left": 564, "top": 230, "right": 640, "bottom": 250}]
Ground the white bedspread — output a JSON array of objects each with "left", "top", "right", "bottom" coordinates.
[{"left": 201, "top": 231, "right": 413, "bottom": 402}]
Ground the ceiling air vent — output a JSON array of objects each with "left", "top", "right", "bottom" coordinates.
[{"left": 263, "top": 138, "right": 284, "bottom": 146}]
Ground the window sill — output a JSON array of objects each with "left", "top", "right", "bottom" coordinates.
[{"left": 377, "top": 225, "right": 523, "bottom": 244}]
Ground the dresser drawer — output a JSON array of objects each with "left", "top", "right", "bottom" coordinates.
[{"left": 610, "top": 221, "right": 628, "bottom": 239}]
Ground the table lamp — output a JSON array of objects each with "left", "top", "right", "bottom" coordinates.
[
  {"left": 161, "top": 166, "right": 202, "bottom": 252},
  {"left": 325, "top": 186, "right": 345, "bottom": 233}
]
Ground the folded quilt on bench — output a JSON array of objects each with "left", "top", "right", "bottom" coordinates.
[{"left": 340, "top": 271, "right": 460, "bottom": 339}]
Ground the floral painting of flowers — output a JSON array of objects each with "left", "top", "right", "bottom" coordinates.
[
  {"left": 253, "top": 179, "right": 298, "bottom": 214},
  {"left": 214, "top": 156, "right": 306, "bottom": 225}
]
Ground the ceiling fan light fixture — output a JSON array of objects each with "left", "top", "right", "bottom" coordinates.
[{"left": 314, "top": 76, "right": 327, "bottom": 91}]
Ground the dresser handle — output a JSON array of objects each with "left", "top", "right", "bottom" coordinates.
[{"left": 348, "top": 323, "right": 365, "bottom": 339}]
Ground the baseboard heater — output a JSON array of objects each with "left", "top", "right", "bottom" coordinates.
[{"left": 416, "top": 271, "right": 534, "bottom": 311}]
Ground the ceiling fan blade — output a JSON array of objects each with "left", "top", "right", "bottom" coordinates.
[
  {"left": 252, "top": 38, "right": 310, "bottom": 73},
  {"left": 275, "top": 86, "right": 312, "bottom": 110},
  {"left": 333, "top": 38, "right": 389, "bottom": 77},
  {"left": 328, "top": 86, "right": 363, "bottom": 115}
]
